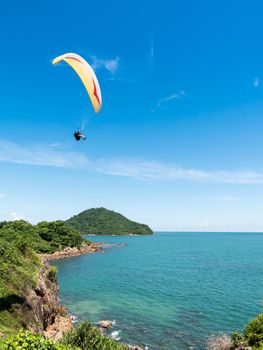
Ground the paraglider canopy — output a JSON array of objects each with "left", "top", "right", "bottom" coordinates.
[{"left": 52, "top": 52, "right": 102, "bottom": 113}]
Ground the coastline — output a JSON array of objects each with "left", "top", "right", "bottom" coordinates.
[
  {"left": 41, "top": 241, "right": 133, "bottom": 345},
  {"left": 40, "top": 242, "right": 125, "bottom": 260}
]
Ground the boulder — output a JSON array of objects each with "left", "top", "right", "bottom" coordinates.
[{"left": 97, "top": 320, "right": 113, "bottom": 328}]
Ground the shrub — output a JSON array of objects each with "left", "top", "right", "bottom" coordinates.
[
  {"left": 230, "top": 332, "right": 247, "bottom": 349},
  {"left": 61, "top": 321, "right": 129, "bottom": 350},
  {"left": 48, "top": 266, "right": 58, "bottom": 282},
  {"left": 0, "top": 329, "right": 69, "bottom": 350},
  {"left": 244, "top": 314, "right": 263, "bottom": 346}
]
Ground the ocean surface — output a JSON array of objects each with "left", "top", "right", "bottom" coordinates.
[{"left": 53, "top": 232, "right": 263, "bottom": 350}]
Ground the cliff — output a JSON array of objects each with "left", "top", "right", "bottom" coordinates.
[
  {"left": 0, "top": 228, "right": 73, "bottom": 339},
  {"left": 24, "top": 258, "right": 73, "bottom": 340}
]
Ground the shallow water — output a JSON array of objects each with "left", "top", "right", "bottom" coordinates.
[{"left": 54, "top": 232, "right": 263, "bottom": 349}]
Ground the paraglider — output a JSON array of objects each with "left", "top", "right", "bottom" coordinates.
[
  {"left": 74, "top": 131, "right": 86, "bottom": 141},
  {"left": 52, "top": 52, "right": 102, "bottom": 141}
]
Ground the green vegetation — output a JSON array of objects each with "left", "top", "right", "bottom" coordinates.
[
  {"left": 244, "top": 314, "right": 263, "bottom": 348},
  {"left": 0, "top": 237, "right": 40, "bottom": 336},
  {"left": 0, "top": 220, "right": 86, "bottom": 336},
  {"left": 0, "top": 323, "right": 129, "bottom": 350},
  {"left": 0, "top": 330, "right": 69, "bottom": 350},
  {"left": 0, "top": 217, "right": 134, "bottom": 348},
  {"left": 61, "top": 321, "right": 129, "bottom": 350},
  {"left": 207, "top": 314, "right": 263, "bottom": 350},
  {"left": 0, "top": 220, "right": 85, "bottom": 254},
  {"left": 66, "top": 207, "right": 153, "bottom": 235}
]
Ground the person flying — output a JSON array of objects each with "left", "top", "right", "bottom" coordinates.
[
  {"left": 74, "top": 131, "right": 86, "bottom": 141},
  {"left": 52, "top": 53, "right": 102, "bottom": 142}
]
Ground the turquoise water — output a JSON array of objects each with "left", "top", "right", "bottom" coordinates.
[{"left": 54, "top": 232, "right": 263, "bottom": 349}]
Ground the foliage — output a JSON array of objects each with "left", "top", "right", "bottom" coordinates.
[
  {"left": 230, "top": 332, "right": 247, "bottom": 349},
  {"left": 66, "top": 207, "right": 153, "bottom": 235},
  {"left": 244, "top": 314, "right": 263, "bottom": 347},
  {"left": 61, "top": 321, "right": 129, "bottom": 350},
  {"left": 0, "top": 220, "right": 50, "bottom": 253},
  {"left": 0, "top": 323, "right": 130, "bottom": 350},
  {"left": 36, "top": 221, "right": 84, "bottom": 253},
  {"left": 48, "top": 266, "right": 58, "bottom": 282},
  {"left": 0, "top": 311, "right": 22, "bottom": 338},
  {"left": 0, "top": 238, "right": 40, "bottom": 301},
  {"left": 0, "top": 330, "right": 70, "bottom": 350},
  {"left": 0, "top": 220, "right": 85, "bottom": 336},
  {"left": 0, "top": 237, "right": 40, "bottom": 335},
  {"left": 0, "top": 220, "right": 85, "bottom": 254}
]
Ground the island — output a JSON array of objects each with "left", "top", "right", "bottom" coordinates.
[{"left": 65, "top": 207, "right": 153, "bottom": 236}]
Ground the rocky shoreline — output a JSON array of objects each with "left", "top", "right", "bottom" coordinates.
[
  {"left": 39, "top": 242, "right": 126, "bottom": 341},
  {"left": 41, "top": 242, "right": 125, "bottom": 260},
  {"left": 4, "top": 240, "right": 145, "bottom": 349}
]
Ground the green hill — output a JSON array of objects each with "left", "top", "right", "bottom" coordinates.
[{"left": 65, "top": 207, "right": 153, "bottom": 235}]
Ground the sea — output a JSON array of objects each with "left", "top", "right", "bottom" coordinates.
[{"left": 53, "top": 232, "right": 263, "bottom": 350}]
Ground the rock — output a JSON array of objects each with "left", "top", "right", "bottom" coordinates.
[
  {"left": 97, "top": 320, "right": 113, "bottom": 328},
  {"left": 41, "top": 243, "right": 102, "bottom": 260},
  {"left": 44, "top": 315, "right": 73, "bottom": 342}
]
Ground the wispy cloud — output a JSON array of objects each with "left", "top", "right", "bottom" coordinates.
[
  {"left": 253, "top": 77, "right": 260, "bottom": 88},
  {"left": 91, "top": 55, "right": 120, "bottom": 75},
  {"left": 95, "top": 159, "right": 263, "bottom": 184},
  {"left": 0, "top": 140, "right": 89, "bottom": 168},
  {"left": 151, "top": 91, "right": 185, "bottom": 112},
  {"left": 0, "top": 194, "right": 5, "bottom": 198},
  {"left": 1, "top": 140, "right": 263, "bottom": 185},
  {"left": 11, "top": 212, "right": 24, "bottom": 221}
]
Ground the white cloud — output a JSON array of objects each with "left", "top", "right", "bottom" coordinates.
[
  {"left": 0, "top": 140, "right": 89, "bottom": 168},
  {"left": 95, "top": 159, "right": 263, "bottom": 184},
  {"left": 151, "top": 91, "right": 185, "bottom": 112},
  {"left": 91, "top": 55, "right": 120, "bottom": 74},
  {"left": 1, "top": 139, "right": 263, "bottom": 185},
  {"left": 11, "top": 212, "right": 24, "bottom": 221},
  {"left": 253, "top": 77, "right": 260, "bottom": 88}
]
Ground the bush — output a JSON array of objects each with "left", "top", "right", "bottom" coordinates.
[
  {"left": 48, "top": 266, "right": 58, "bottom": 282},
  {"left": 230, "top": 332, "right": 247, "bottom": 349},
  {"left": 61, "top": 321, "right": 129, "bottom": 350},
  {"left": 244, "top": 314, "right": 263, "bottom": 346},
  {"left": 0, "top": 329, "right": 68, "bottom": 350},
  {"left": 36, "top": 221, "right": 84, "bottom": 252}
]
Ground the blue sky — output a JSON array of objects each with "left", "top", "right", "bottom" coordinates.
[{"left": 1, "top": 0, "right": 263, "bottom": 230}]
